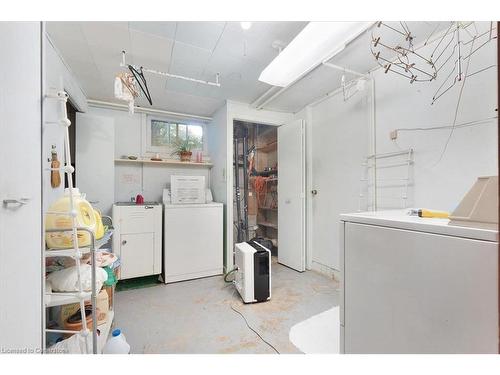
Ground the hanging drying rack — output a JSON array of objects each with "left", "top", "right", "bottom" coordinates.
[{"left": 120, "top": 50, "right": 221, "bottom": 88}]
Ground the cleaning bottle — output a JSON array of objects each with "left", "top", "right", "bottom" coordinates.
[{"left": 103, "top": 329, "right": 130, "bottom": 354}]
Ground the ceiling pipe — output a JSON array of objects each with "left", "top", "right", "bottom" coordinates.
[
  {"left": 252, "top": 22, "right": 376, "bottom": 110},
  {"left": 250, "top": 86, "right": 281, "bottom": 108},
  {"left": 253, "top": 65, "right": 319, "bottom": 110},
  {"left": 87, "top": 99, "right": 213, "bottom": 122}
]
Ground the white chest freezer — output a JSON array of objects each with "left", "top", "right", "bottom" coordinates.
[
  {"left": 340, "top": 210, "right": 498, "bottom": 354},
  {"left": 163, "top": 202, "right": 223, "bottom": 283}
]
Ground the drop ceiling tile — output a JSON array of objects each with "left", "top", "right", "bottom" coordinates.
[
  {"left": 80, "top": 22, "right": 130, "bottom": 48},
  {"left": 151, "top": 90, "right": 223, "bottom": 117},
  {"left": 128, "top": 29, "right": 174, "bottom": 70},
  {"left": 204, "top": 52, "right": 264, "bottom": 83},
  {"left": 216, "top": 21, "right": 306, "bottom": 65},
  {"left": 129, "top": 21, "right": 177, "bottom": 40},
  {"left": 265, "top": 64, "right": 344, "bottom": 112},
  {"left": 47, "top": 21, "right": 309, "bottom": 116},
  {"left": 175, "top": 22, "right": 226, "bottom": 52},
  {"left": 169, "top": 41, "right": 212, "bottom": 77}
]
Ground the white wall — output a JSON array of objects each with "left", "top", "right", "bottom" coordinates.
[
  {"left": 207, "top": 104, "right": 229, "bottom": 268},
  {"left": 207, "top": 104, "right": 229, "bottom": 205},
  {"left": 374, "top": 25, "right": 497, "bottom": 212},
  {"left": 0, "top": 21, "right": 42, "bottom": 352},
  {"left": 87, "top": 106, "right": 211, "bottom": 204},
  {"left": 302, "top": 22, "right": 497, "bottom": 273},
  {"left": 43, "top": 34, "right": 87, "bottom": 210}
]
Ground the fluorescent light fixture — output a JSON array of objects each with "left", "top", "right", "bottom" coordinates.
[
  {"left": 259, "top": 22, "right": 373, "bottom": 87},
  {"left": 240, "top": 22, "right": 252, "bottom": 30}
]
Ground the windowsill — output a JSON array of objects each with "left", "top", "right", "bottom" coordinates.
[{"left": 115, "top": 158, "right": 213, "bottom": 168}]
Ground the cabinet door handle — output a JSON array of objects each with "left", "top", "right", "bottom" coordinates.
[
  {"left": 122, "top": 240, "right": 127, "bottom": 245},
  {"left": 3, "top": 197, "right": 30, "bottom": 206}
]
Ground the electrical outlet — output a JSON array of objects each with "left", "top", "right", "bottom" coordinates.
[{"left": 390, "top": 130, "right": 398, "bottom": 140}]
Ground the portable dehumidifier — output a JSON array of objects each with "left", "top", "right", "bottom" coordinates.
[{"left": 234, "top": 240, "right": 271, "bottom": 303}]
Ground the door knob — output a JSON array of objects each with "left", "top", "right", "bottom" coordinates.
[
  {"left": 122, "top": 240, "right": 127, "bottom": 245},
  {"left": 311, "top": 190, "right": 318, "bottom": 196}
]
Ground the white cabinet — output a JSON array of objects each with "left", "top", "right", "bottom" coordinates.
[
  {"left": 113, "top": 203, "right": 162, "bottom": 280},
  {"left": 340, "top": 210, "right": 499, "bottom": 354},
  {"left": 164, "top": 203, "right": 223, "bottom": 283}
]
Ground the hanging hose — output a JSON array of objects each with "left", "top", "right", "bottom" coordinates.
[{"left": 224, "top": 267, "right": 238, "bottom": 283}]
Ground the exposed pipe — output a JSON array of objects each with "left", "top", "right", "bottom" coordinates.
[
  {"left": 251, "top": 86, "right": 281, "bottom": 108},
  {"left": 87, "top": 99, "right": 212, "bottom": 122},
  {"left": 321, "top": 61, "right": 370, "bottom": 78}
]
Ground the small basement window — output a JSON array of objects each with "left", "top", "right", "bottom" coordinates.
[{"left": 143, "top": 116, "right": 207, "bottom": 158}]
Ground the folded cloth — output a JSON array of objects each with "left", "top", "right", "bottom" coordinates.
[
  {"left": 82, "top": 250, "right": 118, "bottom": 268},
  {"left": 47, "top": 264, "right": 108, "bottom": 293}
]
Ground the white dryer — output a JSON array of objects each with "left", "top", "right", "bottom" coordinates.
[
  {"left": 163, "top": 202, "right": 223, "bottom": 283},
  {"left": 340, "top": 210, "right": 498, "bottom": 354}
]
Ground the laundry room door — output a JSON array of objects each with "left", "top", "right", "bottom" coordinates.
[
  {"left": 310, "top": 89, "right": 370, "bottom": 272},
  {"left": 278, "top": 119, "right": 306, "bottom": 272}
]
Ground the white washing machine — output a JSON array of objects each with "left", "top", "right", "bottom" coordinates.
[{"left": 163, "top": 202, "right": 223, "bottom": 283}]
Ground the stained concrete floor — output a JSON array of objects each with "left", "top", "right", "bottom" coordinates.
[{"left": 113, "top": 258, "right": 339, "bottom": 354}]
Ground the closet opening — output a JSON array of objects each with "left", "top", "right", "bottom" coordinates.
[{"left": 233, "top": 120, "right": 278, "bottom": 257}]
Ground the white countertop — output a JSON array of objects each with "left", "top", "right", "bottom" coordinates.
[{"left": 340, "top": 210, "right": 498, "bottom": 242}]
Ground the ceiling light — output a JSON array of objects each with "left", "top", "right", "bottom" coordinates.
[
  {"left": 240, "top": 22, "right": 252, "bottom": 30},
  {"left": 258, "top": 22, "right": 373, "bottom": 87}
]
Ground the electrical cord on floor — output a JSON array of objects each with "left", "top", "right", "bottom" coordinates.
[
  {"left": 224, "top": 267, "right": 238, "bottom": 283},
  {"left": 229, "top": 288, "right": 280, "bottom": 354}
]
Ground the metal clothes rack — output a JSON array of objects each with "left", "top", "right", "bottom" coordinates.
[
  {"left": 359, "top": 149, "right": 414, "bottom": 211},
  {"left": 43, "top": 90, "right": 114, "bottom": 354}
]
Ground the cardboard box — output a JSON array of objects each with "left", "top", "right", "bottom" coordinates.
[{"left": 248, "top": 192, "right": 257, "bottom": 215}]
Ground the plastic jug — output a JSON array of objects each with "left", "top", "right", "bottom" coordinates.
[
  {"left": 103, "top": 329, "right": 130, "bottom": 354},
  {"left": 45, "top": 188, "right": 97, "bottom": 249}
]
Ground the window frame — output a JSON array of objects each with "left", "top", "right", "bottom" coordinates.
[{"left": 142, "top": 114, "right": 208, "bottom": 159}]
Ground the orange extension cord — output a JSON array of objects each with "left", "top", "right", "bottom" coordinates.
[{"left": 253, "top": 176, "right": 267, "bottom": 207}]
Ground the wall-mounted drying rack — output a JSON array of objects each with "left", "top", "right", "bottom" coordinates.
[
  {"left": 120, "top": 50, "right": 221, "bottom": 88},
  {"left": 359, "top": 149, "right": 414, "bottom": 211}
]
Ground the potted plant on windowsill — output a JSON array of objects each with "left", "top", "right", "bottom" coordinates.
[{"left": 171, "top": 138, "right": 201, "bottom": 162}]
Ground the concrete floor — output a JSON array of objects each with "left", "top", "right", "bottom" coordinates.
[{"left": 114, "top": 259, "right": 339, "bottom": 354}]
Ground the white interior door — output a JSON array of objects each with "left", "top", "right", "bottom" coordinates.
[
  {"left": 0, "top": 22, "right": 42, "bottom": 351},
  {"left": 76, "top": 113, "right": 114, "bottom": 215},
  {"left": 310, "top": 90, "right": 370, "bottom": 271},
  {"left": 278, "top": 119, "right": 305, "bottom": 272}
]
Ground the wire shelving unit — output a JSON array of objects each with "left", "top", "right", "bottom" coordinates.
[{"left": 43, "top": 90, "right": 115, "bottom": 354}]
